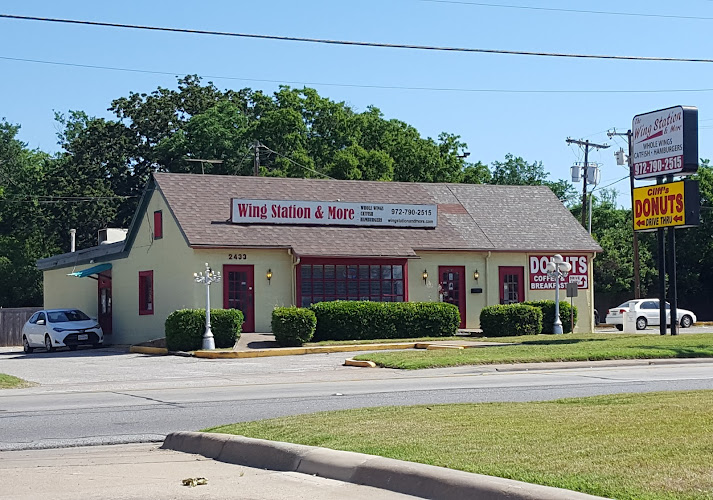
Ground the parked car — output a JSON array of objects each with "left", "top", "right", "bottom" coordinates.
[
  {"left": 605, "top": 299, "right": 696, "bottom": 331},
  {"left": 22, "top": 309, "right": 104, "bottom": 353}
]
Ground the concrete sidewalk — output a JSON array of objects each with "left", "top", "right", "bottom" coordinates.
[{"left": 0, "top": 443, "right": 421, "bottom": 500}]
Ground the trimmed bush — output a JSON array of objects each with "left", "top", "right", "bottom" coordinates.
[
  {"left": 165, "top": 308, "right": 243, "bottom": 351},
  {"left": 272, "top": 307, "right": 316, "bottom": 347},
  {"left": 479, "top": 304, "right": 542, "bottom": 337},
  {"left": 311, "top": 301, "right": 460, "bottom": 341},
  {"left": 523, "top": 300, "right": 578, "bottom": 334}
]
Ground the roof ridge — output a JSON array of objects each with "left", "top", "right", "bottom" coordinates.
[{"left": 445, "top": 184, "right": 496, "bottom": 249}]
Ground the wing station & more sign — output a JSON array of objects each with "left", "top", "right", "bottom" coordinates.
[{"left": 631, "top": 105, "right": 700, "bottom": 335}]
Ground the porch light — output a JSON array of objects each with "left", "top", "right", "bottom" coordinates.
[
  {"left": 422, "top": 269, "right": 428, "bottom": 284},
  {"left": 266, "top": 268, "right": 272, "bottom": 284},
  {"left": 473, "top": 269, "right": 480, "bottom": 281}
]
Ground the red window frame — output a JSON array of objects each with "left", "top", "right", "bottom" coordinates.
[
  {"left": 153, "top": 211, "right": 163, "bottom": 239},
  {"left": 138, "top": 270, "right": 154, "bottom": 315},
  {"left": 297, "top": 258, "right": 408, "bottom": 308}
]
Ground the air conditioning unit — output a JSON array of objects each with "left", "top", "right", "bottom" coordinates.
[{"left": 98, "top": 228, "right": 128, "bottom": 245}]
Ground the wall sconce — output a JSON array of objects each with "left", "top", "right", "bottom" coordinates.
[
  {"left": 266, "top": 269, "right": 272, "bottom": 284},
  {"left": 473, "top": 269, "right": 480, "bottom": 281},
  {"left": 422, "top": 269, "right": 428, "bottom": 284}
]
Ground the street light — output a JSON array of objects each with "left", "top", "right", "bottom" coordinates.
[
  {"left": 546, "top": 255, "right": 572, "bottom": 335},
  {"left": 194, "top": 263, "right": 221, "bottom": 350}
]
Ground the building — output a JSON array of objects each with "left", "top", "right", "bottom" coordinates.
[{"left": 38, "top": 173, "right": 602, "bottom": 345}]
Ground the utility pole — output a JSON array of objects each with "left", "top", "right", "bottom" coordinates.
[
  {"left": 608, "top": 129, "right": 641, "bottom": 299},
  {"left": 253, "top": 141, "right": 261, "bottom": 177},
  {"left": 565, "top": 138, "right": 610, "bottom": 227}
]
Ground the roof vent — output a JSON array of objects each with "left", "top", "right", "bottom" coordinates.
[{"left": 98, "top": 228, "right": 128, "bottom": 245}]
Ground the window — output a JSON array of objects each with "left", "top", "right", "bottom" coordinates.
[
  {"left": 641, "top": 301, "right": 658, "bottom": 310},
  {"left": 153, "top": 211, "right": 163, "bottom": 239},
  {"left": 298, "top": 260, "right": 406, "bottom": 307},
  {"left": 29, "top": 312, "right": 40, "bottom": 324},
  {"left": 139, "top": 271, "right": 154, "bottom": 315}
]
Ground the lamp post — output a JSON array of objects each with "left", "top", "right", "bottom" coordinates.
[
  {"left": 546, "top": 255, "right": 572, "bottom": 335},
  {"left": 194, "top": 263, "right": 221, "bottom": 350}
]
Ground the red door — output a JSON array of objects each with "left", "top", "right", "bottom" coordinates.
[
  {"left": 499, "top": 266, "right": 524, "bottom": 304},
  {"left": 97, "top": 270, "right": 112, "bottom": 335},
  {"left": 439, "top": 266, "right": 465, "bottom": 328},
  {"left": 223, "top": 265, "right": 255, "bottom": 332}
]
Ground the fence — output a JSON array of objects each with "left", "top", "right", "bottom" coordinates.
[{"left": 0, "top": 307, "right": 42, "bottom": 346}]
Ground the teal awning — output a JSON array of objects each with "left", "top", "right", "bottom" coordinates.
[{"left": 68, "top": 263, "right": 112, "bottom": 278}]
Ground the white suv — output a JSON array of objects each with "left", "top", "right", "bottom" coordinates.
[{"left": 605, "top": 299, "right": 696, "bottom": 331}]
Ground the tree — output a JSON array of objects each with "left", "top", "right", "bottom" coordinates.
[{"left": 489, "top": 153, "right": 577, "bottom": 205}]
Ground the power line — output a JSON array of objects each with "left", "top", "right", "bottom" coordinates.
[
  {"left": 259, "top": 144, "right": 335, "bottom": 179},
  {"left": 5, "top": 55, "right": 713, "bottom": 95},
  {"left": 417, "top": 0, "right": 713, "bottom": 21},
  {"left": 2, "top": 14, "right": 713, "bottom": 63}
]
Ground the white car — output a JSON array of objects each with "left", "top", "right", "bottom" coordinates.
[
  {"left": 22, "top": 309, "right": 104, "bottom": 353},
  {"left": 605, "top": 299, "right": 696, "bottom": 331}
]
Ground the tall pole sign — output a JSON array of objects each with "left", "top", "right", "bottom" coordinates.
[{"left": 632, "top": 106, "right": 699, "bottom": 336}]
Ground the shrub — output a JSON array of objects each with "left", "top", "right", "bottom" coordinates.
[
  {"left": 271, "top": 307, "right": 316, "bottom": 347},
  {"left": 523, "top": 300, "right": 578, "bottom": 334},
  {"left": 310, "top": 301, "right": 460, "bottom": 341},
  {"left": 165, "top": 308, "right": 243, "bottom": 351},
  {"left": 479, "top": 304, "right": 542, "bottom": 337}
]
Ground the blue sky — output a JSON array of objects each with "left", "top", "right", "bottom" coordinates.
[{"left": 2, "top": 0, "right": 713, "bottom": 208}]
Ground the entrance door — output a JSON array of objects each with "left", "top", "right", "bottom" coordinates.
[
  {"left": 439, "top": 266, "right": 465, "bottom": 328},
  {"left": 499, "top": 266, "right": 524, "bottom": 304},
  {"left": 97, "top": 270, "right": 112, "bottom": 335},
  {"left": 223, "top": 265, "right": 255, "bottom": 332}
]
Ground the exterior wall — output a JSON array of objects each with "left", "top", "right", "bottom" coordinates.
[
  {"left": 409, "top": 251, "right": 595, "bottom": 333},
  {"left": 44, "top": 267, "right": 97, "bottom": 316}
]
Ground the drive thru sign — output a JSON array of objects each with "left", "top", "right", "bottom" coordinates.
[{"left": 633, "top": 179, "right": 700, "bottom": 232}]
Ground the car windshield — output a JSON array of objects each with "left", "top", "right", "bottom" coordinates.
[{"left": 47, "top": 310, "right": 90, "bottom": 323}]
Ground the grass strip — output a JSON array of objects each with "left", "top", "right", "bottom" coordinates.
[
  {"left": 353, "top": 333, "right": 713, "bottom": 369},
  {"left": 0, "top": 373, "right": 32, "bottom": 389},
  {"left": 205, "top": 390, "right": 713, "bottom": 500}
]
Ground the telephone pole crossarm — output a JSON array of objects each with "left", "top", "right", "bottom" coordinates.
[{"left": 565, "top": 138, "right": 610, "bottom": 227}]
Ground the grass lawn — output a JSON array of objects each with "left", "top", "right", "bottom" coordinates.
[
  {"left": 305, "top": 336, "right": 467, "bottom": 346},
  {"left": 353, "top": 333, "right": 713, "bottom": 369},
  {"left": 0, "top": 373, "right": 32, "bottom": 389},
  {"left": 206, "top": 390, "right": 713, "bottom": 500}
]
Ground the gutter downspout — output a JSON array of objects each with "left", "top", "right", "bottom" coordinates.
[
  {"left": 589, "top": 252, "right": 597, "bottom": 333},
  {"left": 485, "top": 251, "right": 492, "bottom": 307},
  {"left": 288, "top": 248, "right": 301, "bottom": 306}
]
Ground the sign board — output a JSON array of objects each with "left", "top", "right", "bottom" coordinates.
[
  {"left": 632, "top": 106, "right": 698, "bottom": 180},
  {"left": 566, "top": 282, "right": 578, "bottom": 298},
  {"left": 528, "top": 255, "right": 589, "bottom": 290},
  {"left": 231, "top": 199, "right": 438, "bottom": 228},
  {"left": 633, "top": 179, "right": 700, "bottom": 232}
]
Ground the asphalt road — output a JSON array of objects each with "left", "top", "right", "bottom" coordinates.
[{"left": 1, "top": 347, "right": 712, "bottom": 451}]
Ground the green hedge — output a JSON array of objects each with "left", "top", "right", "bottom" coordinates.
[
  {"left": 165, "top": 308, "right": 243, "bottom": 351},
  {"left": 271, "top": 307, "right": 317, "bottom": 347},
  {"left": 479, "top": 304, "right": 542, "bottom": 337},
  {"left": 310, "top": 301, "right": 460, "bottom": 341},
  {"left": 523, "top": 300, "right": 578, "bottom": 334}
]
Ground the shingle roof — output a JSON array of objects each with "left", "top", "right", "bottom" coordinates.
[{"left": 154, "top": 173, "right": 601, "bottom": 257}]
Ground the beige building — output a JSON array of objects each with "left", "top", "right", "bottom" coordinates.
[{"left": 38, "top": 173, "right": 601, "bottom": 345}]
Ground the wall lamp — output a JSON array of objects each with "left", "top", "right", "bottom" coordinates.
[
  {"left": 473, "top": 269, "right": 480, "bottom": 281},
  {"left": 266, "top": 269, "right": 272, "bottom": 284},
  {"left": 422, "top": 269, "right": 428, "bottom": 284}
]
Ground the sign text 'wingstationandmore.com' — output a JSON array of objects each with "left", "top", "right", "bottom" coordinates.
[
  {"left": 528, "top": 255, "right": 589, "bottom": 290},
  {"left": 633, "top": 179, "right": 700, "bottom": 232},
  {"left": 230, "top": 199, "right": 438, "bottom": 228},
  {"left": 632, "top": 105, "right": 698, "bottom": 180}
]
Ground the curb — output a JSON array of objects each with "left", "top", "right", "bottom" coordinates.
[
  {"left": 344, "top": 358, "right": 377, "bottom": 368},
  {"left": 162, "top": 431, "right": 608, "bottom": 500},
  {"left": 129, "top": 346, "right": 168, "bottom": 355},
  {"left": 193, "top": 342, "right": 418, "bottom": 359}
]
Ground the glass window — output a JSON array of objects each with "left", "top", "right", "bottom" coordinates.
[
  {"left": 299, "top": 261, "right": 405, "bottom": 307},
  {"left": 153, "top": 211, "right": 163, "bottom": 239},
  {"left": 139, "top": 271, "right": 154, "bottom": 315}
]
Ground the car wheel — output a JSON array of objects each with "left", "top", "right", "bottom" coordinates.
[
  {"left": 636, "top": 317, "right": 648, "bottom": 330},
  {"left": 23, "top": 336, "right": 34, "bottom": 354},
  {"left": 44, "top": 335, "right": 55, "bottom": 353},
  {"left": 680, "top": 315, "right": 693, "bottom": 328},
  {"left": 615, "top": 324, "right": 623, "bottom": 331}
]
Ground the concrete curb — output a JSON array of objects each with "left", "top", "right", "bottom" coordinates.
[
  {"left": 193, "top": 342, "right": 418, "bottom": 358},
  {"left": 129, "top": 346, "right": 168, "bottom": 355},
  {"left": 162, "top": 431, "right": 608, "bottom": 500},
  {"left": 344, "top": 358, "right": 377, "bottom": 368}
]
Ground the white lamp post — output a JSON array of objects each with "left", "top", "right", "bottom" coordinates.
[
  {"left": 545, "top": 254, "right": 572, "bottom": 335},
  {"left": 194, "top": 263, "right": 221, "bottom": 350}
]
